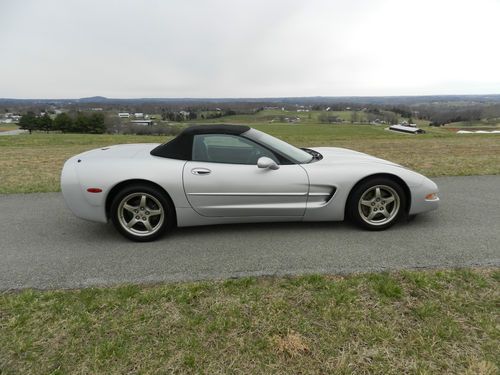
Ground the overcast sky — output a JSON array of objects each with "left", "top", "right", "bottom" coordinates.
[{"left": 1, "top": 0, "right": 499, "bottom": 98}]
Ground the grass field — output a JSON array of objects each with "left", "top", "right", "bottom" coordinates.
[
  {"left": 199, "top": 109, "right": 396, "bottom": 125},
  {"left": 0, "top": 123, "right": 19, "bottom": 132},
  {"left": 1, "top": 268, "right": 498, "bottom": 374},
  {"left": 0, "top": 123, "right": 499, "bottom": 194}
]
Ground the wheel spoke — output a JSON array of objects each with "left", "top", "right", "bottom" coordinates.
[
  {"left": 381, "top": 209, "right": 389, "bottom": 218},
  {"left": 123, "top": 203, "right": 137, "bottom": 213},
  {"left": 360, "top": 199, "right": 372, "bottom": 207},
  {"left": 139, "top": 195, "right": 147, "bottom": 209},
  {"left": 367, "top": 210, "right": 377, "bottom": 220},
  {"left": 384, "top": 196, "right": 395, "bottom": 204},
  {"left": 375, "top": 187, "right": 381, "bottom": 199},
  {"left": 127, "top": 217, "right": 139, "bottom": 228},
  {"left": 143, "top": 220, "right": 153, "bottom": 232},
  {"left": 148, "top": 209, "right": 162, "bottom": 216}
]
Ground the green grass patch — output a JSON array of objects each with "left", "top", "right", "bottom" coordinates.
[
  {"left": 1, "top": 268, "right": 498, "bottom": 374},
  {"left": 0, "top": 123, "right": 499, "bottom": 194}
]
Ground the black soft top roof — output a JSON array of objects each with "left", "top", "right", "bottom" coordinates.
[{"left": 150, "top": 125, "right": 251, "bottom": 160}]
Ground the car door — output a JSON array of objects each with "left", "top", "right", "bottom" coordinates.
[{"left": 182, "top": 133, "right": 309, "bottom": 217}]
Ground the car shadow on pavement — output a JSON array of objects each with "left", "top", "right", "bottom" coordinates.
[{"left": 74, "top": 211, "right": 439, "bottom": 244}]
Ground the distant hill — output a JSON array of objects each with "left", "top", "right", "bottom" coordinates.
[
  {"left": 77, "top": 96, "right": 108, "bottom": 103},
  {"left": 1, "top": 94, "right": 500, "bottom": 106}
]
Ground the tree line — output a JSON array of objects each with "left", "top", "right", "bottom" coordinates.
[{"left": 19, "top": 112, "right": 105, "bottom": 134}]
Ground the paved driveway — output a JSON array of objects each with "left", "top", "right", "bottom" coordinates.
[{"left": 0, "top": 175, "right": 499, "bottom": 290}]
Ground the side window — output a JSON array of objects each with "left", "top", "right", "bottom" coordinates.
[{"left": 192, "top": 134, "right": 278, "bottom": 164}]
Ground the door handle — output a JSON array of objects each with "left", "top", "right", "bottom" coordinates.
[{"left": 191, "top": 168, "right": 211, "bottom": 175}]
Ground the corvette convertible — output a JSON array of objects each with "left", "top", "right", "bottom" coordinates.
[{"left": 61, "top": 125, "right": 439, "bottom": 241}]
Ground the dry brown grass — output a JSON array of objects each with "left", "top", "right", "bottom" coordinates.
[
  {"left": 333, "top": 137, "right": 500, "bottom": 177},
  {"left": 0, "top": 124, "right": 20, "bottom": 132},
  {"left": 271, "top": 331, "right": 310, "bottom": 357},
  {"left": 0, "top": 129, "right": 498, "bottom": 194},
  {"left": 0, "top": 134, "right": 165, "bottom": 193}
]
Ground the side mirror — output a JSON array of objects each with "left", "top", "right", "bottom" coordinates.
[{"left": 257, "top": 156, "right": 280, "bottom": 170}]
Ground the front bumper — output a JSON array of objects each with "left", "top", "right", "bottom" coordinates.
[{"left": 408, "top": 178, "right": 440, "bottom": 215}]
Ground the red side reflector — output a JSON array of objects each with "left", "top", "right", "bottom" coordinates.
[{"left": 87, "top": 188, "right": 102, "bottom": 193}]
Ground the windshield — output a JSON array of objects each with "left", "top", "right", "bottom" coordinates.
[{"left": 243, "top": 129, "right": 313, "bottom": 164}]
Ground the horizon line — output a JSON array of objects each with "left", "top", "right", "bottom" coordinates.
[{"left": 2, "top": 93, "right": 500, "bottom": 101}]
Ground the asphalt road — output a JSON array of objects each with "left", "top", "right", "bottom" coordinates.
[
  {"left": 0, "top": 129, "right": 28, "bottom": 136},
  {"left": 1, "top": 175, "right": 499, "bottom": 290}
]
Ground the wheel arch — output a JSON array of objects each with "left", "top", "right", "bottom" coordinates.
[
  {"left": 105, "top": 179, "right": 177, "bottom": 225},
  {"left": 345, "top": 173, "right": 411, "bottom": 215}
]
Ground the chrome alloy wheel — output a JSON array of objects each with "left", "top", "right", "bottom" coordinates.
[
  {"left": 358, "top": 185, "right": 400, "bottom": 226},
  {"left": 117, "top": 192, "right": 164, "bottom": 237}
]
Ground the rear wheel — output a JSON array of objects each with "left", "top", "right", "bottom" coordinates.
[
  {"left": 347, "top": 177, "right": 406, "bottom": 230},
  {"left": 110, "top": 184, "right": 174, "bottom": 241}
]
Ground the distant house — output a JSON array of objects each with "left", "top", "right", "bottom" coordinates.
[
  {"left": 179, "top": 110, "right": 190, "bottom": 117},
  {"left": 286, "top": 116, "right": 301, "bottom": 123},
  {"left": 131, "top": 120, "right": 153, "bottom": 126},
  {"left": 399, "top": 120, "right": 417, "bottom": 128},
  {"left": 370, "top": 119, "right": 386, "bottom": 125},
  {"left": 389, "top": 124, "right": 425, "bottom": 134},
  {"left": 134, "top": 113, "right": 144, "bottom": 118},
  {"left": 3, "top": 113, "right": 21, "bottom": 122},
  {"left": 118, "top": 112, "right": 130, "bottom": 118}
]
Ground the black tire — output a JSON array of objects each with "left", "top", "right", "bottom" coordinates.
[
  {"left": 347, "top": 177, "right": 407, "bottom": 231},
  {"left": 110, "top": 184, "right": 175, "bottom": 242}
]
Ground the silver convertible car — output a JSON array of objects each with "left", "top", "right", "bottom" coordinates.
[{"left": 61, "top": 125, "right": 439, "bottom": 241}]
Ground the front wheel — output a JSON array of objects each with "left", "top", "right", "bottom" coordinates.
[
  {"left": 347, "top": 178, "right": 406, "bottom": 230},
  {"left": 110, "top": 184, "right": 175, "bottom": 241}
]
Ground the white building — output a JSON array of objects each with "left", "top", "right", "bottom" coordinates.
[
  {"left": 131, "top": 120, "right": 153, "bottom": 126},
  {"left": 118, "top": 112, "right": 130, "bottom": 118},
  {"left": 134, "top": 113, "right": 144, "bottom": 118}
]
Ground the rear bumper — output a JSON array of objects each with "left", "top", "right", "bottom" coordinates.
[{"left": 61, "top": 158, "right": 108, "bottom": 223}]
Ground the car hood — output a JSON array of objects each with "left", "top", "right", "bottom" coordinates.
[{"left": 308, "top": 147, "right": 402, "bottom": 167}]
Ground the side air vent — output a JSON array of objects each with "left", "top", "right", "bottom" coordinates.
[{"left": 307, "top": 186, "right": 337, "bottom": 207}]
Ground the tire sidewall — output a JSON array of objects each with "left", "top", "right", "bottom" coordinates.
[
  {"left": 110, "top": 184, "right": 174, "bottom": 242},
  {"left": 347, "top": 177, "right": 407, "bottom": 230}
]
